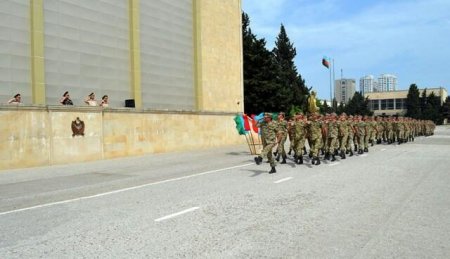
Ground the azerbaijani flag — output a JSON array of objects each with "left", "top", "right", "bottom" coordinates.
[{"left": 322, "top": 57, "right": 330, "bottom": 68}]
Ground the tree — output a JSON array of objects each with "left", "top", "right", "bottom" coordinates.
[
  {"left": 423, "top": 92, "right": 443, "bottom": 124},
  {"left": 346, "top": 92, "right": 372, "bottom": 116},
  {"left": 405, "top": 84, "right": 421, "bottom": 119},
  {"left": 441, "top": 96, "right": 450, "bottom": 122},
  {"left": 320, "top": 100, "right": 330, "bottom": 114},
  {"left": 337, "top": 102, "right": 346, "bottom": 115},
  {"left": 332, "top": 98, "right": 338, "bottom": 112},
  {"left": 242, "top": 12, "right": 280, "bottom": 114},
  {"left": 420, "top": 88, "right": 427, "bottom": 113},
  {"left": 272, "top": 24, "right": 309, "bottom": 113}
]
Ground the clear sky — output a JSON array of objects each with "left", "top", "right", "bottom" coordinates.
[{"left": 242, "top": 0, "right": 450, "bottom": 100}]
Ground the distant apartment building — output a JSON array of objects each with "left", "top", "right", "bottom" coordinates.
[
  {"left": 359, "top": 75, "right": 377, "bottom": 95},
  {"left": 377, "top": 74, "right": 397, "bottom": 92},
  {"left": 335, "top": 78, "right": 356, "bottom": 104},
  {"left": 364, "top": 87, "right": 448, "bottom": 116}
]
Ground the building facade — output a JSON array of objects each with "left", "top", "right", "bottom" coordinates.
[
  {"left": 359, "top": 75, "right": 377, "bottom": 95},
  {"left": 365, "top": 87, "right": 448, "bottom": 116},
  {"left": 377, "top": 74, "right": 397, "bottom": 92},
  {"left": 334, "top": 78, "right": 356, "bottom": 104},
  {"left": 0, "top": 0, "right": 243, "bottom": 112},
  {"left": 0, "top": 0, "right": 244, "bottom": 170}
]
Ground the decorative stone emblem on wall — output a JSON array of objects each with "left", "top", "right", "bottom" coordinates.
[{"left": 71, "top": 117, "right": 85, "bottom": 137}]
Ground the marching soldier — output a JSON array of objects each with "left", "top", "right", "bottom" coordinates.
[
  {"left": 275, "top": 112, "right": 288, "bottom": 164},
  {"left": 287, "top": 117, "right": 295, "bottom": 155},
  {"left": 338, "top": 113, "right": 349, "bottom": 159},
  {"left": 355, "top": 115, "right": 367, "bottom": 154},
  {"left": 363, "top": 115, "right": 372, "bottom": 151},
  {"left": 324, "top": 113, "right": 338, "bottom": 161},
  {"left": 307, "top": 112, "right": 324, "bottom": 165},
  {"left": 254, "top": 113, "right": 278, "bottom": 174},
  {"left": 293, "top": 113, "right": 308, "bottom": 164}
]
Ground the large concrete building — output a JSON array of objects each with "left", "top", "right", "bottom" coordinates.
[
  {"left": 334, "top": 78, "right": 356, "bottom": 104},
  {"left": 0, "top": 0, "right": 244, "bottom": 170},
  {"left": 364, "top": 87, "right": 448, "bottom": 116},
  {"left": 360, "top": 75, "right": 377, "bottom": 95},
  {"left": 377, "top": 74, "right": 397, "bottom": 92}
]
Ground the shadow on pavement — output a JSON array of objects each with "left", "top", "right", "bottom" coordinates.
[{"left": 247, "top": 169, "right": 267, "bottom": 177}]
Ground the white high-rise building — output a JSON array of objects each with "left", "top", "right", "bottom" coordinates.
[
  {"left": 359, "top": 75, "right": 377, "bottom": 95},
  {"left": 335, "top": 78, "right": 356, "bottom": 104},
  {"left": 378, "top": 74, "right": 397, "bottom": 92}
]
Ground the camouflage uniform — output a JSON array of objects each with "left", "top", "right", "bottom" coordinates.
[
  {"left": 275, "top": 112, "right": 288, "bottom": 163},
  {"left": 293, "top": 114, "right": 307, "bottom": 164},
  {"left": 363, "top": 116, "right": 372, "bottom": 150},
  {"left": 355, "top": 116, "right": 366, "bottom": 154},
  {"left": 254, "top": 113, "right": 278, "bottom": 173},
  {"left": 325, "top": 114, "right": 338, "bottom": 161},
  {"left": 338, "top": 113, "right": 349, "bottom": 158},
  {"left": 307, "top": 113, "right": 323, "bottom": 165},
  {"left": 346, "top": 115, "right": 355, "bottom": 156},
  {"left": 287, "top": 118, "right": 295, "bottom": 155}
]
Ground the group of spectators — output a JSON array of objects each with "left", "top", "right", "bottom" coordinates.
[{"left": 6, "top": 92, "right": 109, "bottom": 107}]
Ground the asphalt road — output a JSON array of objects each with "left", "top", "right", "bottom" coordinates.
[{"left": 1, "top": 126, "right": 450, "bottom": 258}]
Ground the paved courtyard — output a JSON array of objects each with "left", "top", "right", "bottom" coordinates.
[{"left": 1, "top": 125, "right": 450, "bottom": 258}]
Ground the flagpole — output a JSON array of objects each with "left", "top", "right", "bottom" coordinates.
[
  {"left": 332, "top": 59, "right": 335, "bottom": 110},
  {"left": 329, "top": 58, "right": 332, "bottom": 105}
]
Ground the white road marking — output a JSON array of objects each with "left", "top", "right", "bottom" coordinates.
[
  {"left": 274, "top": 177, "right": 293, "bottom": 184},
  {"left": 0, "top": 163, "right": 254, "bottom": 216},
  {"left": 381, "top": 148, "right": 387, "bottom": 151},
  {"left": 360, "top": 154, "right": 368, "bottom": 157},
  {"left": 328, "top": 162, "right": 340, "bottom": 166},
  {"left": 155, "top": 207, "right": 199, "bottom": 222}
]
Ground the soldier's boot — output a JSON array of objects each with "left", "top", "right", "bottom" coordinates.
[
  {"left": 308, "top": 152, "right": 313, "bottom": 158},
  {"left": 354, "top": 145, "right": 358, "bottom": 151},
  {"left": 273, "top": 151, "right": 278, "bottom": 157},
  {"left": 331, "top": 154, "right": 336, "bottom": 162},
  {"left": 340, "top": 150, "right": 346, "bottom": 159},
  {"left": 334, "top": 149, "right": 338, "bottom": 156},
  {"left": 254, "top": 156, "right": 262, "bottom": 165},
  {"left": 371, "top": 140, "right": 374, "bottom": 146},
  {"left": 364, "top": 147, "right": 369, "bottom": 152},
  {"left": 298, "top": 155, "right": 303, "bottom": 164},
  {"left": 303, "top": 147, "right": 307, "bottom": 155},
  {"left": 346, "top": 150, "right": 349, "bottom": 154},
  {"left": 324, "top": 152, "right": 330, "bottom": 160},
  {"left": 377, "top": 139, "right": 382, "bottom": 144},
  {"left": 314, "top": 157, "right": 321, "bottom": 165},
  {"left": 276, "top": 154, "right": 280, "bottom": 162},
  {"left": 358, "top": 149, "right": 363, "bottom": 154},
  {"left": 349, "top": 150, "right": 354, "bottom": 157},
  {"left": 288, "top": 149, "right": 292, "bottom": 155},
  {"left": 412, "top": 137, "right": 414, "bottom": 142},
  {"left": 281, "top": 155, "right": 287, "bottom": 164},
  {"left": 269, "top": 166, "right": 277, "bottom": 174},
  {"left": 293, "top": 154, "right": 298, "bottom": 163}
]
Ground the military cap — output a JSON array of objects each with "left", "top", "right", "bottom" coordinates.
[{"left": 264, "top": 112, "right": 272, "bottom": 118}]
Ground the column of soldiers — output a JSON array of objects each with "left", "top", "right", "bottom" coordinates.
[{"left": 254, "top": 112, "right": 436, "bottom": 173}]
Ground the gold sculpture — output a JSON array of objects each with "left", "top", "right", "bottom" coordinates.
[{"left": 308, "top": 91, "right": 318, "bottom": 113}]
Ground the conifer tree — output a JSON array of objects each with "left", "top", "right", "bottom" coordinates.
[
  {"left": 405, "top": 84, "right": 421, "bottom": 119},
  {"left": 272, "top": 24, "right": 309, "bottom": 113},
  {"left": 242, "top": 12, "right": 279, "bottom": 114}
]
